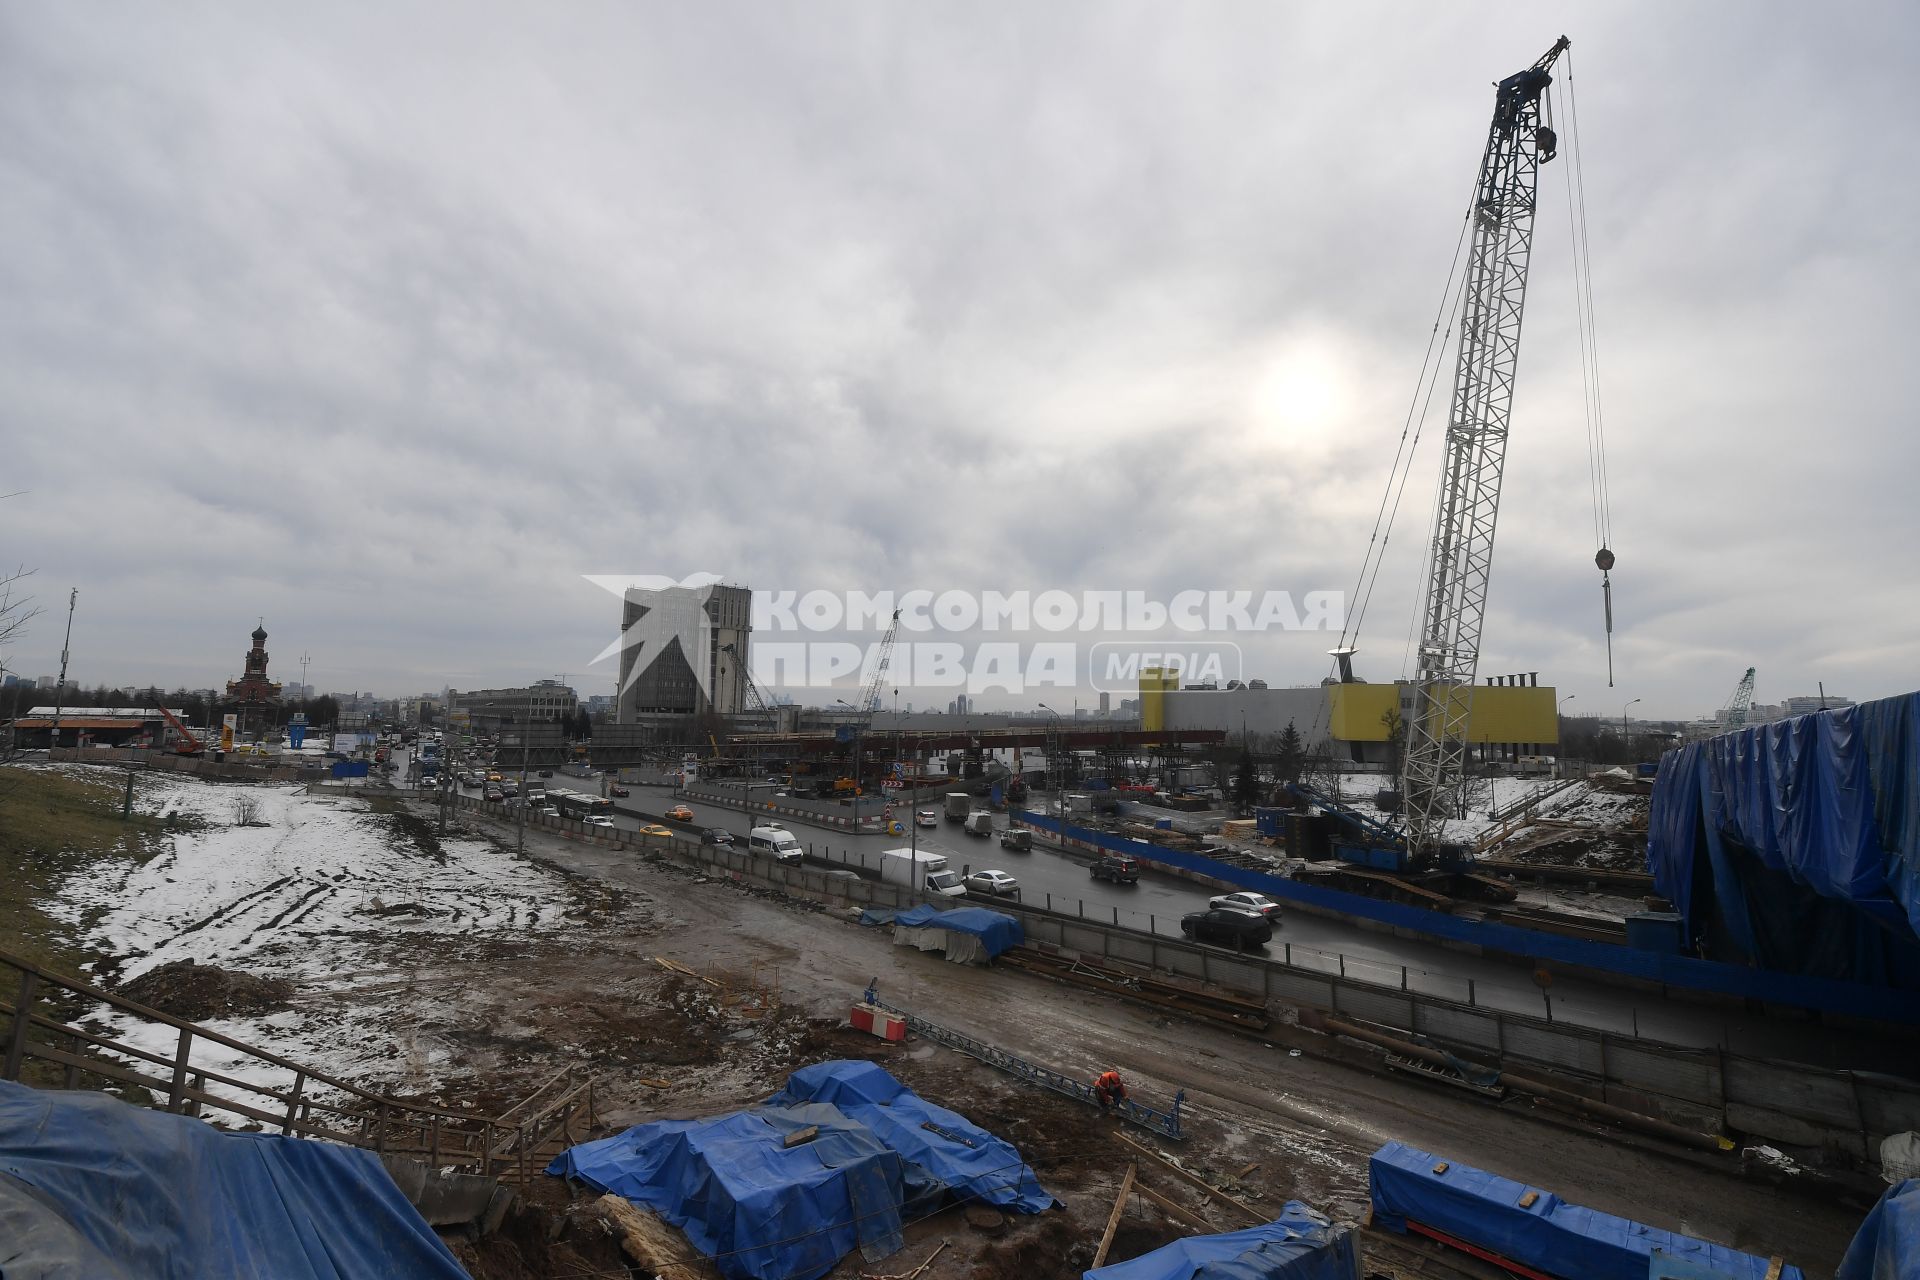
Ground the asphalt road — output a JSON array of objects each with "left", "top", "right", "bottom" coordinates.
[{"left": 422, "top": 758, "right": 1905, "bottom": 1069}]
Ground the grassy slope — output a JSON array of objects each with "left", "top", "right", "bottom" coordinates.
[{"left": 0, "top": 765, "right": 172, "bottom": 977}]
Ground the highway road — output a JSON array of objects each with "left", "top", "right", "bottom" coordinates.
[{"left": 421, "top": 756, "right": 1907, "bottom": 1070}]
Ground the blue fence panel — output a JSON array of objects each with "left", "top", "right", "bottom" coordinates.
[{"left": 1017, "top": 812, "right": 1920, "bottom": 1024}]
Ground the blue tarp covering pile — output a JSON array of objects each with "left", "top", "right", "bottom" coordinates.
[
  {"left": 1083, "top": 1204, "right": 1359, "bottom": 1280},
  {"left": 0, "top": 1079, "right": 466, "bottom": 1279},
  {"left": 891, "top": 904, "right": 1024, "bottom": 958},
  {"left": 766, "top": 1060, "right": 1056, "bottom": 1215},
  {"left": 548, "top": 1061, "right": 1053, "bottom": 1280},
  {"left": 1647, "top": 693, "right": 1920, "bottom": 988},
  {"left": 1837, "top": 1178, "right": 1920, "bottom": 1280},
  {"left": 1368, "top": 1142, "right": 1803, "bottom": 1280},
  {"left": 549, "top": 1102, "right": 907, "bottom": 1280}
]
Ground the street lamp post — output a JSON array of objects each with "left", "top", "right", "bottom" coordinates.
[
  {"left": 834, "top": 699, "right": 863, "bottom": 827},
  {"left": 1621, "top": 698, "right": 1641, "bottom": 763},
  {"left": 1038, "top": 703, "right": 1064, "bottom": 827}
]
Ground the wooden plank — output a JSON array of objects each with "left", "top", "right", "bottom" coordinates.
[
  {"left": 1113, "top": 1132, "right": 1266, "bottom": 1226},
  {"left": 782, "top": 1125, "right": 820, "bottom": 1149},
  {"left": 1135, "top": 1182, "right": 1214, "bottom": 1234},
  {"left": 1092, "top": 1163, "right": 1137, "bottom": 1268}
]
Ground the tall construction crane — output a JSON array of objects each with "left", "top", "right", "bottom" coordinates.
[
  {"left": 828, "top": 609, "right": 902, "bottom": 795},
  {"left": 719, "top": 642, "right": 778, "bottom": 731},
  {"left": 1721, "top": 667, "right": 1757, "bottom": 728},
  {"left": 851, "top": 608, "right": 902, "bottom": 730},
  {"left": 1401, "top": 36, "right": 1570, "bottom": 866}
]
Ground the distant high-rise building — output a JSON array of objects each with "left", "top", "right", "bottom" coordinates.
[
  {"left": 1098, "top": 691, "right": 1110, "bottom": 715},
  {"left": 614, "top": 580, "right": 752, "bottom": 726},
  {"left": 35, "top": 675, "right": 55, "bottom": 690}
]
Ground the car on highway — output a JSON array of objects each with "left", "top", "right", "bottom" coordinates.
[
  {"left": 665, "top": 804, "right": 695, "bottom": 823},
  {"left": 999, "top": 829, "right": 1032, "bottom": 852},
  {"left": 701, "top": 828, "right": 735, "bottom": 847},
  {"left": 637, "top": 823, "right": 674, "bottom": 838},
  {"left": 922, "top": 869, "right": 968, "bottom": 898},
  {"left": 1180, "top": 908, "right": 1272, "bottom": 951},
  {"left": 916, "top": 810, "right": 938, "bottom": 828},
  {"left": 484, "top": 786, "right": 503, "bottom": 802},
  {"left": 964, "top": 869, "right": 1020, "bottom": 897},
  {"left": 537, "top": 805, "right": 560, "bottom": 819},
  {"left": 538, "top": 768, "right": 553, "bottom": 778},
  {"left": 609, "top": 784, "right": 630, "bottom": 797},
  {"left": 1211, "top": 891, "right": 1283, "bottom": 921},
  {"left": 1090, "top": 856, "right": 1140, "bottom": 885},
  {"left": 586, "top": 815, "right": 617, "bottom": 829}
]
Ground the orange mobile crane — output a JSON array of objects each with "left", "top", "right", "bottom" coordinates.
[{"left": 154, "top": 703, "right": 206, "bottom": 755}]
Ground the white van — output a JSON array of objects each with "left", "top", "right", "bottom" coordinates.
[
  {"left": 748, "top": 824, "right": 804, "bottom": 863},
  {"left": 963, "top": 811, "right": 994, "bottom": 838}
]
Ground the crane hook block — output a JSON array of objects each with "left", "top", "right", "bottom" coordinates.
[{"left": 1594, "top": 546, "right": 1615, "bottom": 573}]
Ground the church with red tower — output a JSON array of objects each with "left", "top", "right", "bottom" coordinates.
[{"left": 225, "top": 621, "right": 284, "bottom": 739}]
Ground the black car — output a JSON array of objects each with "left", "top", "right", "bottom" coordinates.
[
  {"left": 609, "top": 784, "right": 630, "bottom": 798},
  {"left": 701, "top": 828, "right": 735, "bottom": 847},
  {"left": 538, "top": 769, "right": 553, "bottom": 777},
  {"left": 1090, "top": 856, "right": 1140, "bottom": 885},
  {"left": 1180, "top": 908, "right": 1272, "bottom": 951}
]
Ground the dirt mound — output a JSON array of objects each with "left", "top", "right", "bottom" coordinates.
[
  {"left": 442, "top": 1196, "right": 631, "bottom": 1280},
  {"left": 967, "top": 1212, "right": 1087, "bottom": 1279},
  {"left": 117, "top": 960, "right": 294, "bottom": 1022}
]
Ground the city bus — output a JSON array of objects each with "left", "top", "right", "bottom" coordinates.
[{"left": 550, "top": 790, "right": 613, "bottom": 821}]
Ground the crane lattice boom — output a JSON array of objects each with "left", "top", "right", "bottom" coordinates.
[
  {"left": 1403, "top": 37, "right": 1569, "bottom": 859},
  {"left": 1722, "top": 667, "right": 1757, "bottom": 728}
]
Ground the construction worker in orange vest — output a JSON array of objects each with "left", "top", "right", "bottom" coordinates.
[{"left": 1093, "top": 1070, "right": 1127, "bottom": 1115}]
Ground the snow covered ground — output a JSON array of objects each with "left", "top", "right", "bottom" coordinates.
[
  {"left": 1332, "top": 773, "right": 1571, "bottom": 840},
  {"left": 48, "top": 771, "right": 615, "bottom": 1107}
]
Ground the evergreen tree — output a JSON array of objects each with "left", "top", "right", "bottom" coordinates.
[{"left": 1275, "top": 720, "right": 1306, "bottom": 785}]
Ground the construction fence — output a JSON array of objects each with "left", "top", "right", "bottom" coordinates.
[
  {"left": 1014, "top": 813, "right": 1920, "bottom": 1027},
  {"left": 444, "top": 793, "right": 1920, "bottom": 1173}
]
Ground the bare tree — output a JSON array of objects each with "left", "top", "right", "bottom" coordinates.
[
  {"left": 231, "top": 795, "right": 264, "bottom": 826},
  {"left": 1379, "top": 706, "right": 1407, "bottom": 789},
  {"left": 0, "top": 565, "right": 43, "bottom": 766}
]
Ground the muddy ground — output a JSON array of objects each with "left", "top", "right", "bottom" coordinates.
[
  {"left": 53, "top": 780, "right": 1872, "bottom": 1278},
  {"left": 358, "top": 802, "right": 1866, "bottom": 1279}
]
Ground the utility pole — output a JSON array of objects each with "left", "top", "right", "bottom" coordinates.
[
  {"left": 515, "top": 692, "right": 531, "bottom": 856},
  {"left": 49, "top": 588, "right": 76, "bottom": 754}
]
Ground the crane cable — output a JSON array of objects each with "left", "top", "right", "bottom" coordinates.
[
  {"left": 1311, "top": 178, "right": 1479, "bottom": 749},
  {"left": 1559, "top": 50, "right": 1618, "bottom": 685},
  {"left": 1332, "top": 178, "right": 1479, "bottom": 667}
]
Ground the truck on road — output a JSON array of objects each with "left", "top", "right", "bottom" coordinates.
[
  {"left": 944, "top": 793, "right": 971, "bottom": 822},
  {"left": 879, "top": 847, "right": 953, "bottom": 893}
]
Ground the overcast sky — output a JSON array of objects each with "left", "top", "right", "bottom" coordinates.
[{"left": 2, "top": 3, "right": 1915, "bottom": 719}]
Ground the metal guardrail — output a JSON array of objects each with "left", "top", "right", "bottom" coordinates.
[
  {"left": 0, "top": 947, "right": 588, "bottom": 1182},
  {"left": 861, "top": 981, "right": 1186, "bottom": 1141}
]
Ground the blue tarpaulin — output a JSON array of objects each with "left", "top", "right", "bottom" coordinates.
[
  {"left": 1083, "top": 1205, "right": 1359, "bottom": 1280},
  {"left": 890, "top": 904, "right": 1024, "bottom": 957},
  {"left": 1367, "top": 1142, "right": 1802, "bottom": 1280},
  {"left": 766, "top": 1061, "right": 1055, "bottom": 1214},
  {"left": 0, "top": 1080, "right": 466, "bottom": 1279},
  {"left": 1647, "top": 694, "right": 1920, "bottom": 988},
  {"left": 548, "top": 1102, "right": 907, "bottom": 1280},
  {"left": 549, "top": 1063, "right": 1053, "bottom": 1280},
  {"left": 1837, "top": 1178, "right": 1920, "bottom": 1280}
]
